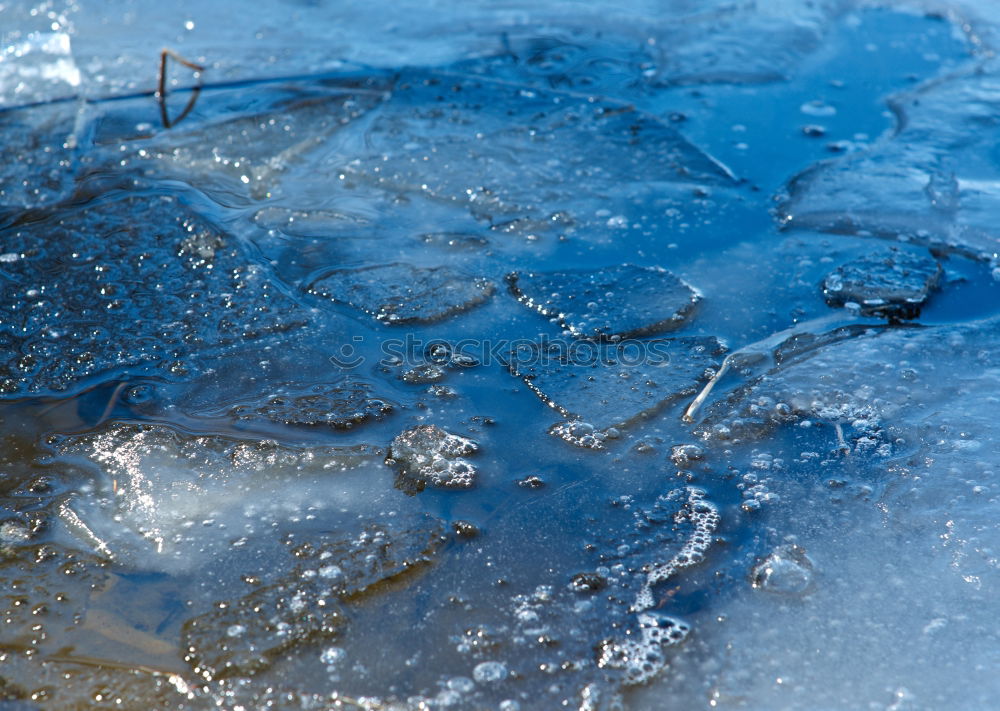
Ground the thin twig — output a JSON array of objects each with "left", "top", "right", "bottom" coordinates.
[{"left": 158, "top": 48, "right": 205, "bottom": 128}]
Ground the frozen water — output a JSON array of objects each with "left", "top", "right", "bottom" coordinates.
[
  {"left": 308, "top": 263, "right": 495, "bottom": 325},
  {"left": 507, "top": 264, "right": 700, "bottom": 341},
  {"left": 0, "top": 541, "right": 196, "bottom": 707},
  {"left": 338, "top": 71, "right": 735, "bottom": 226},
  {"left": 750, "top": 544, "right": 815, "bottom": 596},
  {"left": 0, "top": 26, "right": 81, "bottom": 107},
  {"left": 217, "top": 378, "right": 394, "bottom": 430},
  {"left": 780, "top": 57, "right": 1000, "bottom": 261},
  {"left": 821, "top": 247, "right": 942, "bottom": 319},
  {"left": 183, "top": 515, "right": 445, "bottom": 680},
  {"left": 0, "top": 101, "right": 89, "bottom": 209},
  {"left": 507, "top": 336, "right": 724, "bottom": 442},
  {"left": 643, "top": 1, "right": 852, "bottom": 86},
  {"left": 3, "top": 2, "right": 1000, "bottom": 710},
  {"left": 183, "top": 579, "right": 347, "bottom": 680},
  {"left": 639, "top": 317, "right": 1000, "bottom": 709},
  {"left": 124, "top": 79, "right": 390, "bottom": 206},
  {"left": 387, "top": 425, "right": 479, "bottom": 491},
  {"left": 55, "top": 423, "right": 383, "bottom": 570},
  {"left": 0, "top": 195, "right": 304, "bottom": 396}
]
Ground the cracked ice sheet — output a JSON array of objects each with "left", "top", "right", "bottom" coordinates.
[
  {"left": 0, "top": 194, "right": 305, "bottom": 397},
  {"left": 106, "top": 77, "right": 391, "bottom": 208},
  {"left": 654, "top": 318, "right": 1000, "bottom": 709},
  {"left": 508, "top": 336, "right": 724, "bottom": 437},
  {"left": 780, "top": 57, "right": 1000, "bottom": 261},
  {"left": 53, "top": 423, "right": 396, "bottom": 575},
  {"left": 638, "top": 319, "right": 1000, "bottom": 711},
  {"left": 8, "top": 0, "right": 857, "bottom": 109},
  {"left": 451, "top": 0, "right": 851, "bottom": 95},
  {"left": 336, "top": 71, "right": 735, "bottom": 228}
]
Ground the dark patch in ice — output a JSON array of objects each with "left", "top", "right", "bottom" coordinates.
[
  {"left": 507, "top": 336, "right": 724, "bottom": 442},
  {"left": 507, "top": 264, "right": 700, "bottom": 341},
  {"left": 222, "top": 378, "right": 394, "bottom": 430},
  {"left": 308, "top": 263, "right": 494, "bottom": 325},
  {"left": 182, "top": 515, "right": 445, "bottom": 680},
  {"left": 400, "top": 364, "right": 446, "bottom": 384},
  {"left": 821, "top": 247, "right": 942, "bottom": 319},
  {"left": 387, "top": 425, "right": 479, "bottom": 491},
  {"left": 568, "top": 572, "right": 608, "bottom": 593},
  {"left": 0, "top": 195, "right": 305, "bottom": 397}
]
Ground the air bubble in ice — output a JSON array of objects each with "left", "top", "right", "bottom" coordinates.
[
  {"left": 401, "top": 364, "right": 447, "bottom": 384},
  {"left": 801, "top": 100, "right": 837, "bottom": 116},
  {"left": 447, "top": 676, "right": 475, "bottom": 693},
  {"left": 473, "top": 661, "right": 508, "bottom": 683},
  {"left": 319, "top": 565, "right": 343, "bottom": 580},
  {"left": 320, "top": 646, "right": 346, "bottom": 666},
  {"left": 670, "top": 444, "right": 705, "bottom": 467},
  {"left": 750, "top": 544, "right": 815, "bottom": 596},
  {"left": 550, "top": 421, "right": 605, "bottom": 450}
]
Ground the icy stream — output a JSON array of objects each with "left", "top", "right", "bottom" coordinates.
[{"left": 1, "top": 1, "right": 1000, "bottom": 709}]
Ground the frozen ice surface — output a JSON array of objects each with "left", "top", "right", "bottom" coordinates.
[
  {"left": 392, "top": 485, "right": 725, "bottom": 710},
  {"left": 388, "top": 424, "right": 479, "bottom": 490},
  {"left": 183, "top": 515, "right": 444, "bottom": 680},
  {"left": 749, "top": 544, "right": 816, "bottom": 596},
  {"left": 0, "top": 195, "right": 304, "bottom": 396},
  {"left": 218, "top": 378, "right": 394, "bottom": 430},
  {"left": 55, "top": 423, "right": 382, "bottom": 569},
  {"left": 508, "top": 336, "right": 724, "bottom": 440},
  {"left": 780, "top": 57, "right": 1000, "bottom": 261},
  {"left": 0, "top": 23, "right": 81, "bottom": 107},
  {"left": 707, "top": 317, "right": 1000, "bottom": 582},
  {"left": 4, "top": 2, "right": 1000, "bottom": 709},
  {"left": 507, "top": 264, "right": 700, "bottom": 340},
  {"left": 124, "top": 78, "right": 390, "bottom": 206},
  {"left": 637, "top": 317, "right": 1000, "bottom": 709},
  {"left": 453, "top": 29, "right": 656, "bottom": 95},
  {"left": 821, "top": 247, "right": 942, "bottom": 319},
  {"left": 339, "top": 72, "right": 735, "bottom": 225},
  {"left": 308, "top": 263, "right": 495, "bottom": 325},
  {"left": 0, "top": 542, "right": 195, "bottom": 708},
  {"left": 3, "top": 0, "right": 854, "bottom": 107},
  {"left": 0, "top": 101, "right": 89, "bottom": 209},
  {"left": 647, "top": 0, "right": 851, "bottom": 85}
]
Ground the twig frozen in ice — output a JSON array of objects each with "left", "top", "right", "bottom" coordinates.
[
  {"left": 157, "top": 48, "right": 205, "bottom": 128},
  {"left": 683, "top": 312, "right": 864, "bottom": 423}
]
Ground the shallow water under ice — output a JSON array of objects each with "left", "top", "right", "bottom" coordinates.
[{"left": 2, "top": 1, "right": 1000, "bottom": 710}]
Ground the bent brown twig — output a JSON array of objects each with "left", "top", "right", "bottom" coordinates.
[{"left": 157, "top": 48, "right": 205, "bottom": 128}]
